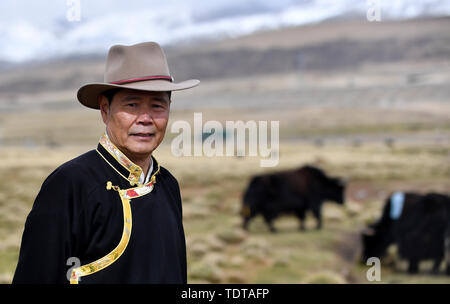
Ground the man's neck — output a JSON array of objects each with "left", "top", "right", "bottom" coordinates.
[{"left": 135, "top": 156, "right": 153, "bottom": 177}]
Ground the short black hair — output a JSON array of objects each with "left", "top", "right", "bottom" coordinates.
[{"left": 102, "top": 88, "right": 120, "bottom": 104}]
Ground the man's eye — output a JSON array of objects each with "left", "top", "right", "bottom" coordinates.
[{"left": 126, "top": 103, "right": 137, "bottom": 107}]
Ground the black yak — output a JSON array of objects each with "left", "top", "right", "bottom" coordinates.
[
  {"left": 241, "top": 165, "right": 346, "bottom": 232},
  {"left": 361, "top": 192, "right": 450, "bottom": 274}
]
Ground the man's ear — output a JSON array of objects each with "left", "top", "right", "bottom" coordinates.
[{"left": 98, "top": 94, "right": 109, "bottom": 124}]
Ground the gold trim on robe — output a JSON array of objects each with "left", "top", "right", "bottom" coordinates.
[{"left": 70, "top": 134, "right": 161, "bottom": 284}]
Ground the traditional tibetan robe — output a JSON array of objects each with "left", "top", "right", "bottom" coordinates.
[{"left": 13, "top": 134, "right": 187, "bottom": 284}]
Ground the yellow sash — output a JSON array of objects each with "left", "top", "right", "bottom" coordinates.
[{"left": 70, "top": 176, "right": 157, "bottom": 284}]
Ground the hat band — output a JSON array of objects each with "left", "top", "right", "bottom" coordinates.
[{"left": 109, "top": 75, "right": 174, "bottom": 85}]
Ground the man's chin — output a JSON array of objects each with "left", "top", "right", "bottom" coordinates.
[
  {"left": 131, "top": 146, "right": 155, "bottom": 156},
  {"left": 123, "top": 142, "right": 156, "bottom": 157},
  {"left": 123, "top": 137, "right": 162, "bottom": 157}
]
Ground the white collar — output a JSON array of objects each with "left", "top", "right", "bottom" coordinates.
[{"left": 140, "top": 158, "right": 153, "bottom": 185}]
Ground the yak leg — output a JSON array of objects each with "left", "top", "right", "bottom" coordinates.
[
  {"left": 445, "top": 233, "right": 450, "bottom": 275},
  {"left": 407, "top": 259, "right": 419, "bottom": 274},
  {"left": 311, "top": 204, "right": 322, "bottom": 230},
  {"left": 266, "top": 220, "right": 277, "bottom": 233},
  {"left": 431, "top": 258, "right": 442, "bottom": 275},
  {"left": 263, "top": 214, "right": 277, "bottom": 233},
  {"left": 295, "top": 208, "right": 306, "bottom": 231},
  {"left": 446, "top": 251, "right": 450, "bottom": 275},
  {"left": 315, "top": 219, "right": 322, "bottom": 230}
]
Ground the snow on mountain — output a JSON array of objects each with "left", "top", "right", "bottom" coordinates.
[{"left": 0, "top": 0, "right": 449, "bottom": 63}]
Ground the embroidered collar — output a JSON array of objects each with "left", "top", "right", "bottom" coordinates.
[{"left": 96, "top": 133, "right": 160, "bottom": 186}]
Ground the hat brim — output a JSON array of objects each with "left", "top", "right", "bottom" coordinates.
[{"left": 77, "top": 79, "right": 200, "bottom": 109}]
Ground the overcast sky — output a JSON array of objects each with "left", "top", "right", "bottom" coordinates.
[
  {"left": 0, "top": 0, "right": 296, "bottom": 25},
  {"left": 0, "top": 0, "right": 315, "bottom": 62},
  {"left": 1, "top": 0, "right": 449, "bottom": 62}
]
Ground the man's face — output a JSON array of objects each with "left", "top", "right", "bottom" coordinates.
[{"left": 99, "top": 89, "right": 170, "bottom": 160}]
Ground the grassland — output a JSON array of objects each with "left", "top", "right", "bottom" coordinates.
[
  {"left": 0, "top": 75, "right": 449, "bottom": 283},
  {"left": 0, "top": 132, "right": 448, "bottom": 284}
]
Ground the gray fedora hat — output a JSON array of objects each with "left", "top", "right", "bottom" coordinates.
[{"left": 77, "top": 41, "right": 200, "bottom": 109}]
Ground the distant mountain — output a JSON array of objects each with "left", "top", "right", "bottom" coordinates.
[{"left": 0, "top": 0, "right": 449, "bottom": 63}]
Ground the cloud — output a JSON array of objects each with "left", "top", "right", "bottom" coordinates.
[{"left": 0, "top": 0, "right": 449, "bottom": 63}]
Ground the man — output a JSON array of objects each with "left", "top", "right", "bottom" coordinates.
[{"left": 12, "top": 42, "right": 199, "bottom": 284}]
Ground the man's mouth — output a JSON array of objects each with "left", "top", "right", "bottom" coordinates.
[{"left": 130, "top": 133, "right": 155, "bottom": 138}]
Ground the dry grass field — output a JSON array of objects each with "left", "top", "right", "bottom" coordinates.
[
  {"left": 0, "top": 17, "right": 449, "bottom": 284},
  {"left": 0, "top": 137, "right": 449, "bottom": 284}
]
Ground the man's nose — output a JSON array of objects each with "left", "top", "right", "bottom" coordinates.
[{"left": 136, "top": 109, "right": 153, "bottom": 125}]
